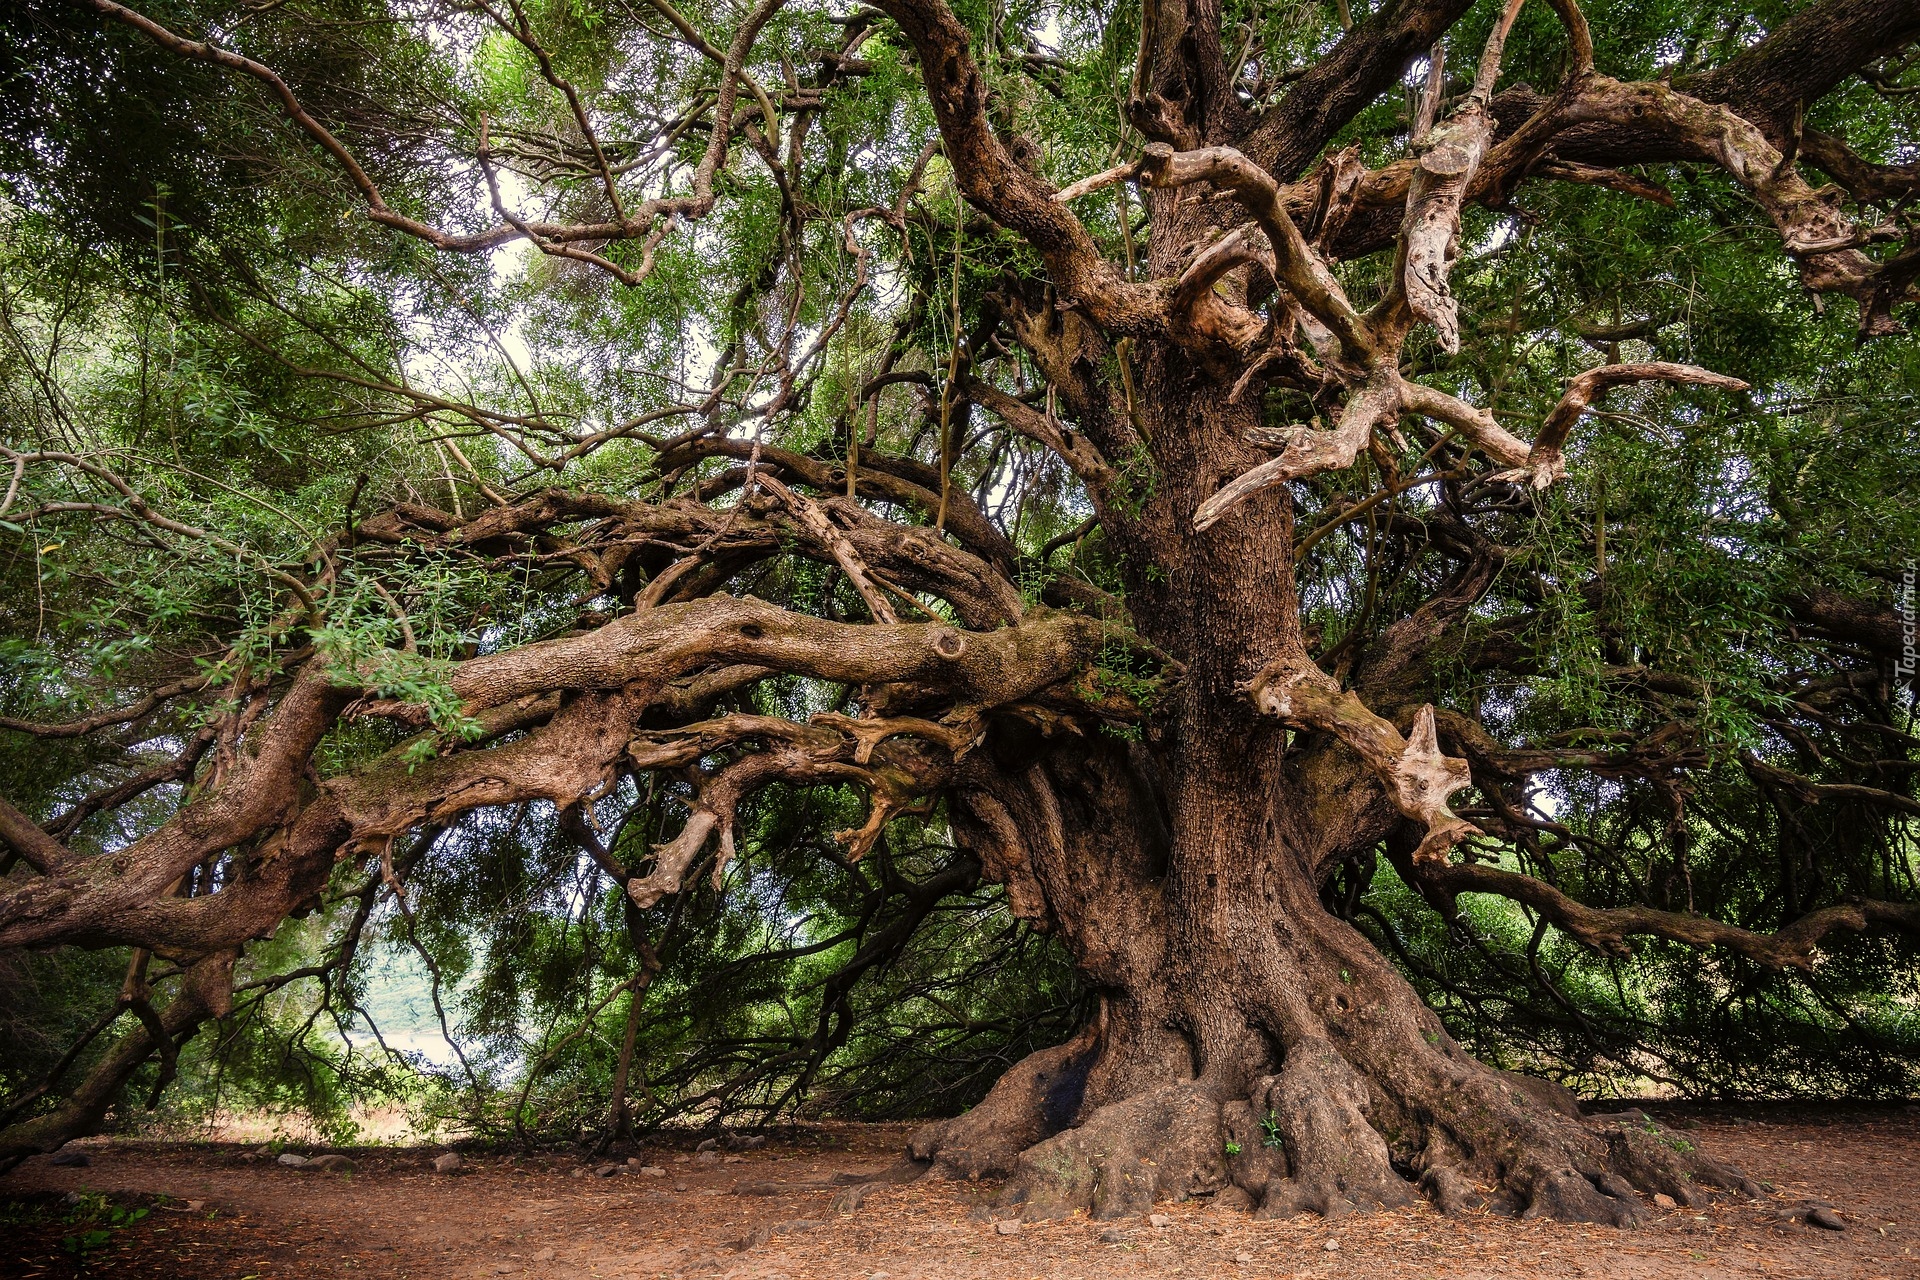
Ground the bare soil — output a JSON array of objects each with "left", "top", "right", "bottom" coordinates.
[{"left": 3, "top": 1104, "right": 1916, "bottom": 1279}]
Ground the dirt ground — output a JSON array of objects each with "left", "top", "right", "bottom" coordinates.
[{"left": 3, "top": 1103, "right": 1917, "bottom": 1279}]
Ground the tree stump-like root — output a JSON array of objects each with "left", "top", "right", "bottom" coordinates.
[{"left": 908, "top": 1035, "right": 1761, "bottom": 1226}]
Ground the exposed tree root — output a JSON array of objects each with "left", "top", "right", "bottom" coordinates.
[
  {"left": 1002, "top": 1083, "right": 1226, "bottom": 1220},
  {"left": 1248, "top": 1042, "right": 1416, "bottom": 1218},
  {"left": 907, "top": 1024, "right": 1099, "bottom": 1180},
  {"left": 908, "top": 1031, "right": 1762, "bottom": 1226}
]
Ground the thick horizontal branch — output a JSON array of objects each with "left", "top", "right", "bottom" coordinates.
[
  {"left": 1678, "top": 0, "right": 1920, "bottom": 139},
  {"left": 1418, "top": 859, "right": 1920, "bottom": 971},
  {"left": 0, "top": 594, "right": 1116, "bottom": 952},
  {"left": 1199, "top": 353, "right": 1748, "bottom": 529},
  {"left": 1522, "top": 362, "right": 1749, "bottom": 487},
  {"left": 0, "top": 795, "right": 69, "bottom": 875},
  {"left": 0, "top": 673, "right": 212, "bottom": 739}
]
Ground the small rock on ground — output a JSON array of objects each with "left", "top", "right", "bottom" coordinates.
[
  {"left": 1808, "top": 1206, "right": 1846, "bottom": 1230},
  {"left": 639, "top": 1165, "right": 667, "bottom": 1177},
  {"left": 305, "top": 1154, "right": 355, "bottom": 1173},
  {"left": 1324, "top": 1238, "right": 1342, "bottom": 1252},
  {"left": 1099, "top": 1227, "right": 1130, "bottom": 1244},
  {"left": 532, "top": 1248, "right": 556, "bottom": 1261},
  {"left": 696, "top": 1138, "right": 720, "bottom": 1152},
  {"left": 994, "top": 1219, "right": 1021, "bottom": 1236},
  {"left": 1652, "top": 1193, "right": 1677, "bottom": 1209},
  {"left": 1234, "top": 1251, "right": 1253, "bottom": 1263},
  {"left": 48, "top": 1150, "right": 90, "bottom": 1167},
  {"left": 592, "top": 1164, "right": 621, "bottom": 1178},
  {"left": 277, "top": 1153, "right": 309, "bottom": 1167},
  {"left": 1148, "top": 1213, "right": 1174, "bottom": 1228},
  {"left": 433, "top": 1152, "right": 463, "bottom": 1174}
]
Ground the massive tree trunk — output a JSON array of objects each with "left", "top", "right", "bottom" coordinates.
[
  {"left": 908, "top": 356, "right": 1756, "bottom": 1223},
  {"left": 922, "top": 734, "right": 1759, "bottom": 1222}
]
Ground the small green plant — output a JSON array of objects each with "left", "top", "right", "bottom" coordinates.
[
  {"left": 1260, "top": 1110, "right": 1283, "bottom": 1149},
  {"left": 58, "top": 1191, "right": 147, "bottom": 1261},
  {"left": 1224, "top": 1139, "right": 1242, "bottom": 1157}
]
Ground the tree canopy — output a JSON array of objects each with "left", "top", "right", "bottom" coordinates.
[{"left": 0, "top": 0, "right": 1916, "bottom": 1219}]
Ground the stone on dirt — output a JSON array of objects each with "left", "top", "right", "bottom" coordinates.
[
  {"left": 1323, "top": 1238, "right": 1341, "bottom": 1252},
  {"left": 593, "top": 1164, "right": 621, "bottom": 1178},
  {"left": 1149, "top": 1213, "right": 1174, "bottom": 1227},
  {"left": 433, "top": 1152, "right": 463, "bottom": 1174},
  {"left": 48, "top": 1149, "right": 89, "bottom": 1167},
  {"left": 640, "top": 1166, "right": 667, "bottom": 1177},
  {"left": 696, "top": 1137, "right": 720, "bottom": 1152},
  {"left": 277, "top": 1153, "right": 309, "bottom": 1167},
  {"left": 305, "top": 1154, "right": 355, "bottom": 1173},
  {"left": 1098, "top": 1227, "right": 1130, "bottom": 1244},
  {"left": 532, "top": 1248, "right": 555, "bottom": 1262},
  {"left": 1808, "top": 1205, "right": 1846, "bottom": 1230},
  {"left": 994, "top": 1218, "right": 1021, "bottom": 1235}
]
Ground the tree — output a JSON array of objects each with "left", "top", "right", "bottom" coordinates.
[{"left": 1, "top": 0, "right": 1917, "bottom": 1225}]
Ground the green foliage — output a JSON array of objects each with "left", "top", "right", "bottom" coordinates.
[{"left": 53, "top": 1191, "right": 148, "bottom": 1259}]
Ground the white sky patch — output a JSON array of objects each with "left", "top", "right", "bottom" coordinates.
[
  {"left": 343, "top": 943, "right": 470, "bottom": 1069},
  {"left": 1036, "top": 9, "right": 1063, "bottom": 50},
  {"left": 487, "top": 169, "right": 534, "bottom": 287}
]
